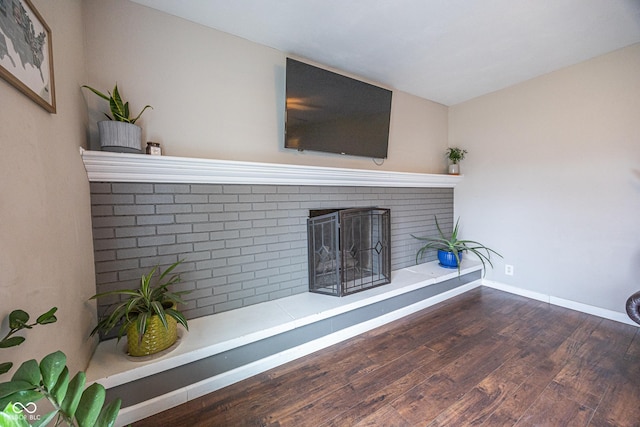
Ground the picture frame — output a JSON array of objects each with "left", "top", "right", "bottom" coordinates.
[{"left": 0, "top": 0, "right": 55, "bottom": 113}]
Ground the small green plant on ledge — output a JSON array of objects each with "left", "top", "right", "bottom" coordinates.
[
  {"left": 0, "top": 307, "right": 121, "bottom": 427},
  {"left": 446, "top": 147, "right": 467, "bottom": 164}
]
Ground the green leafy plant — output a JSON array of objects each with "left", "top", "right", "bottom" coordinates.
[
  {"left": 1, "top": 308, "right": 57, "bottom": 376},
  {"left": 89, "top": 260, "right": 190, "bottom": 342},
  {"left": 0, "top": 351, "right": 121, "bottom": 427},
  {"left": 446, "top": 147, "right": 467, "bottom": 164},
  {"left": 82, "top": 84, "right": 152, "bottom": 124},
  {"left": 0, "top": 308, "right": 120, "bottom": 426},
  {"left": 412, "top": 216, "right": 502, "bottom": 275}
]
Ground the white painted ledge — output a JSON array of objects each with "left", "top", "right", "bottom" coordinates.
[
  {"left": 79, "top": 148, "right": 463, "bottom": 187},
  {"left": 87, "top": 259, "right": 482, "bottom": 426},
  {"left": 86, "top": 259, "right": 482, "bottom": 391}
]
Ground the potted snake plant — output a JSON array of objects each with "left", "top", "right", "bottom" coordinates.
[
  {"left": 412, "top": 216, "right": 502, "bottom": 275},
  {"left": 89, "top": 260, "right": 190, "bottom": 357},
  {"left": 82, "top": 83, "right": 152, "bottom": 153}
]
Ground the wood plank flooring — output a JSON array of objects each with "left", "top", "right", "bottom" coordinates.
[{"left": 133, "top": 287, "right": 640, "bottom": 426}]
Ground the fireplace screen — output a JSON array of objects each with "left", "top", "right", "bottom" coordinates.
[{"left": 307, "top": 208, "right": 391, "bottom": 296}]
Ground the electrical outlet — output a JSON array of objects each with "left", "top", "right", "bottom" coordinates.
[{"left": 505, "top": 265, "right": 514, "bottom": 276}]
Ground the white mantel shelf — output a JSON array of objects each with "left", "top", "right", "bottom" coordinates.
[{"left": 80, "top": 149, "right": 463, "bottom": 187}]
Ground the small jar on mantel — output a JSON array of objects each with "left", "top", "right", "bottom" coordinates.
[{"left": 146, "top": 142, "right": 162, "bottom": 156}]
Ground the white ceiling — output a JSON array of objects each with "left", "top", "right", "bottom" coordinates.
[{"left": 131, "top": 0, "right": 640, "bottom": 106}]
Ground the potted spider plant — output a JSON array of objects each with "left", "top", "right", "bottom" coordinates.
[
  {"left": 412, "top": 216, "right": 502, "bottom": 275},
  {"left": 446, "top": 147, "right": 467, "bottom": 175},
  {"left": 82, "top": 83, "right": 152, "bottom": 153},
  {"left": 89, "top": 260, "right": 190, "bottom": 357}
]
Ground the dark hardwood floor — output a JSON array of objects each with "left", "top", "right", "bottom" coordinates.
[{"left": 133, "top": 287, "right": 640, "bottom": 426}]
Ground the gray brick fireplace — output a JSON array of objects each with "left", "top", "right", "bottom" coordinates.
[{"left": 83, "top": 150, "right": 459, "bottom": 329}]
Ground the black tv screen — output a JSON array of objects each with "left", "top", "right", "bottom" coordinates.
[{"left": 285, "top": 58, "right": 392, "bottom": 159}]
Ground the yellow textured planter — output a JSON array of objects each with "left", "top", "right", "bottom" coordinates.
[{"left": 126, "top": 313, "right": 178, "bottom": 357}]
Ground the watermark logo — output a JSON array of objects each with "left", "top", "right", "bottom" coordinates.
[
  {"left": 6, "top": 402, "right": 41, "bottom": 422},
  {"left": 12, "top": 402, "right": 37, "bottom": 415}
]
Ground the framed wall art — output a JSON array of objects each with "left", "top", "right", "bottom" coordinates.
[{"left": 0, "top": 0, "right": 55, "bottom": 113}]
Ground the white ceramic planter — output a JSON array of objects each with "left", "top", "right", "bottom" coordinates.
[{"left": 448, "top": 163, "right": 460, "bottom": 175}]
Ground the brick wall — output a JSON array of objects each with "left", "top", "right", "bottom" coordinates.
[{"left": 90, "top": 183, "right": 453, "bottom": 322}]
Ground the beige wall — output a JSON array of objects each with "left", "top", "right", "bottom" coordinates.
[
  {"left": 82, "top": 0, "right": 448, "bottom": 174},
  {"left": 0, "top": 0, "right": 446, "bottom": 375},
  {"left": 0, "top": 0, "right": 96, "bottom": 374},
  {"left": 4, "top": 0, "right": 633, "bottom": 384},
  {"left": 450, "top": 43, "right": 640, "bottom": 313}
]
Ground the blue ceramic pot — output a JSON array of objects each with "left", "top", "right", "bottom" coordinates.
[{"left": 438, "top": 250, "right": 461, "bottom": 269}]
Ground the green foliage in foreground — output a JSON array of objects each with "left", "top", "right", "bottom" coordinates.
[
  {"left": 0, "top": 308, "right": 58, "bottom": 376},
  {"left": 0, "top": 351, "right": 121, "bottom": 427}
]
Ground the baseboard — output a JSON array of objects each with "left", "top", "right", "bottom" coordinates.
[{"left": 482, "top": 280, "right": 638, "bottom": 327}]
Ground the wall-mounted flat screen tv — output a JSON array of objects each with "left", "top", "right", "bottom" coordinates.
[{"left": 285, "top": 58, "right": 393, "bottom": 159}]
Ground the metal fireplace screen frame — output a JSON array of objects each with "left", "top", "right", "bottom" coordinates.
[{"left": 307, "top": 207, "right": 391, "bottom": 296}]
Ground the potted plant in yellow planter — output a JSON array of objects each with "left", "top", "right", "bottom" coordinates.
[
  {"left": 82, "top": 83, "right": 152, "bottom": 153},
  {"left": 446, "top": 147, "right": 467, "bottom": 175},
  {"left": 90, "top": 261, "right": 190, "bottom": 357},
  {"left": 412, "top": 216, "right": 502, "bottom": 275}
]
